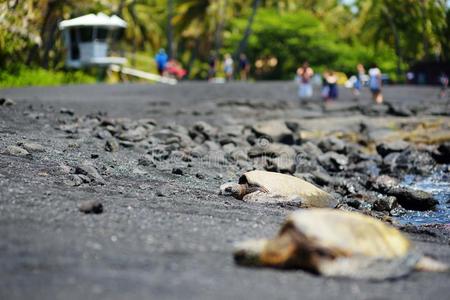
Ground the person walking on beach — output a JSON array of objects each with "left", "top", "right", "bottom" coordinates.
[
  {"left": 322, "top": 70, "right": 338, "bottom": 102},
  {"left": 353, "top": 63, "right": 366, "bottom": 98},
  {"left": 296, "top": 61, "right": 314, "bottom": 100},
  {"left": 439, "top": 72, "right": 448, "bottom": 99},
  {"left": 208, "top": 54, "right": 217, "bottom": 81},
  {"left": 155, "top": 49, "right": 168, "bottom": 76},
  {"left": 368, "top": 64, "right": 383, "bottom": 104},
  {"left": 223, "top": 53, "right": 234, "bottom": 81},
  {"left": 238, "top": 53, "right": 250, "bottom": 81}
]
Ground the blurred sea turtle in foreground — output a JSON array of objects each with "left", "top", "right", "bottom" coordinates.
[
  {"left": 234, "top": 209, "right": 449, "bottom": 280},
  {"left": 220, "top": 170, "right": 338, "bottom": 208}
]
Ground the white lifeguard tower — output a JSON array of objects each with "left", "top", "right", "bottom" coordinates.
[{"left": 59, "top": 13, "right": 127, "bottom": 68}]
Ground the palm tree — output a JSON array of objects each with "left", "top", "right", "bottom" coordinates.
[
  {"left": 167, "top": 0, "right": 174, "bottom": 58},
  {"left": 235, "top": 0, "right": 260, "bottom": 57}
]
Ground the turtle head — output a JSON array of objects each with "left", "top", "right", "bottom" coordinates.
[
  {"left": 233, "top": 239, "right": 269, "bottom": 266},
  {"left": 219, "top": 182, "right": 246, "bottom": 199},
  {"left": 234, "top": 227, "right": 305, "bottom": 269}
]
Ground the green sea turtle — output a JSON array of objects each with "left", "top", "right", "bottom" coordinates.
[
  {"left": 220, "top": 170, "right": 338, "bottom": 208},
  {"left": 234, "top": 209, "right": 449, "bottom": 280}
]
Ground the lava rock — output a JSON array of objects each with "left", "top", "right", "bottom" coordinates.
[
  {"left": 310, "top": 170, "right": 336, "bottom": 186},
  {"left": 373, "top": 196, "right": 398, "bottom": 212},
  {"left": 0, "top": 97, "right": 16, "bottom": 106},
  {"left": 105, "top": 139, "right": 119, "bottom": 152},
  {"left": 437, "top": 142, "right": 450, "bottom": 157},
  {"left": 317, "top": 151, "right": 348, "bottom": 172},
  {"left": 172, "top": 167, "right": 184, "bottom": 175},
  {"left": 4, "top": 145, "right": 30, "bottom": 157},
  {"left": 381, "top": 152, "right": 401, "bottom": 173},
  {"left": 149, "top": 145, "right": 171, "bottom": 160},
  {"left": 190, "top": 144, "right": 209, "bottom": 158},
  {"left": 189, "top": 121, "right": 217, "bottom": 143},
  {"left": 195, "top": 172, "right": 205, "bottom": 179},
  {"left": 64, "top": 174, "right": 84, "bottom": 186},
  {"left": 295, "top": 159, "right": 323, "bottom": 173},
  {"left": 117, "top": 126, "right": 148, "bottom": 142},
  {"left": 318, "top": 137, "right": 346, "bottom": 153},
  {"left": 370, "top": 175, "right": 400, "bottom": 192},
  {"left": 360, "top": 103, "right": 389, "bottom": 116},
  {"left": 138, "top": 155, "right": 156, "bottom": 167},
  {"left": 345, "top": 198, "right": 361, "bottom": 209},
  {"left": 17, "top": 142, "right": 45, "bottom": 153},
  {"left": 397, "top": 149, "right": 435, "bottom": 175},
  {"left": 152, "top": 129, "right": 182, "bottom": 144},
  {"left": 434, "top": 142, "right": 450, "bottom": 164},
  {"left": 344, "top": 143, "right": 365, "bottom": 158},
  {"left": 60, "top": 107, "right": 75, "bottom": 116},
  {"left": 386, "top": 102, "right": 414, "bottom": 116},
  {"left": 390, "top": 206, "right": 407, "bottom": 217},
  {"left": 170, "top": 150, "right": 192, "bottom": 162},
  {"left": 387, "top": 187, "right": 438, "bottom": 211},
  {"left": 376, "top": 141, "right": 410, "bottom": 157},
  {"left": 19, "top": 143, "right": 45, "bottom": 153},
  {"left": 75, "top": 163, "right": 106, "bottom": 185},
  {"left": 96, "top": 129, "right": 113, "bottom": 140},
  {"left": 222, "top": 143, "right": 236, "bottom": 154},
  {"left": 285, "top": 121, "right": 300, "bottom": 133},
  {"left": 251, "top": 120, "right": 294, "bottom": 145},
  {"left": 78, "top": 200, "right": 103, "bottom": 214},
  {"left": 248, "top": 143, "right": 295, "bottom": 159},
  {"left": 227, "top": 148, "right": 248, "bottom": 162},
  {"left": 133, "top": 167, "right": 148, "bottom": 175},
  {"left": 349, "top": 160, "right": 380, "bottom": 177},
  {"left": 294, "top": 142, "right": 323, "bottom": 160},
  {"left": 265, "top": 156, "right": 296, "bottom": 174},
  {"left": 118, "top": 141, "right": 135, "bottom": 148}
]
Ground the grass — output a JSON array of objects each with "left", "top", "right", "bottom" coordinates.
[{"left": 0, "top": 66, "right": 96, "bottom": 88}]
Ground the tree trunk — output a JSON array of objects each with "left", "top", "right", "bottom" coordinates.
[
  {"left": 214, "top": 0, "right": 227, "bottom": 54},
  {"left": 116, "top": 0, "right": 126, "bottom": 17},
  {"left": 235, "top": 0, "right": 260, "bottom": 58},
  {"left": 187, "top": 37, "right": 201, "bottom": 77},
  {"left": 167, "top": 0, "right": 174, "bottom": 59},
  {"left": 420, "top": 0, "right": 431, "bottom": 59},
  {"left": 129, "top": 1, "right": 149, "bottom": 50},
  {"left": 39, "top": 1, "right": 54, "bottom": 68},
  {"left": 383, "top": 6, "right": 402, "bottom": 78}
]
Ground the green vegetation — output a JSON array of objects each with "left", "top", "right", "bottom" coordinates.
[
  {"left": 0, "top": 66, "right": 96, "bottom": 88},
  {"left": 226, "top": 9, "right": 375, "bottom": 79},
  {"left": 0, "top": 0, "right": 449, "bottom": 85}
]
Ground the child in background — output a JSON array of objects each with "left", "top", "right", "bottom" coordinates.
[{"left": 368, "top": 64, "right": 383, "bottom": 104}]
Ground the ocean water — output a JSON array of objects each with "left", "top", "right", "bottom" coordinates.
[{"left": 397, "top": 169, "right": 450, "bottom": 225}]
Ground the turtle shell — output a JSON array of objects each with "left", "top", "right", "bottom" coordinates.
[
  {"left": 285, "top": 209, "right": 411, "bottom": 259},
  {"left": 239, "top": 171, "right": 337, "bottom": 208},
  {"left": 234, "top": 209, "right": 420, "bottom": 279}
]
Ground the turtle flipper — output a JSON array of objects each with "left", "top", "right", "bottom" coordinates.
[
  {"left": 317, "top": 253, "right": 420, "bottom": 280},
  {"left": 415, "top": 256, "right": 449, "bottom": 273},
  {"left": 234, "top": 231, "right": 300, "bottom": 268},
  {"left": 234, "top": 239, "right": 269, "bottom": 266}
]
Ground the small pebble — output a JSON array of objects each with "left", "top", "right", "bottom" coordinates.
[
  {"left": 79, "top": 200, "right": 103, "bottom": 214},
  {"left": 172, "top": 167, "right": 183, "bottom": 175},
  {"left": 5, "top": 145, "right": 30, "bottom": 157},
  {"left": 60, "top": 107, "right": 75, "bottom": 116},
  {"left": 105, "top": 139, "right": 119, "bottom": 152},
  {"left": 18, "top": 142, "right": 45, "bottom": 153},
  {"left": 0, "top": 97, "right": 16, "bottom": 106}
]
